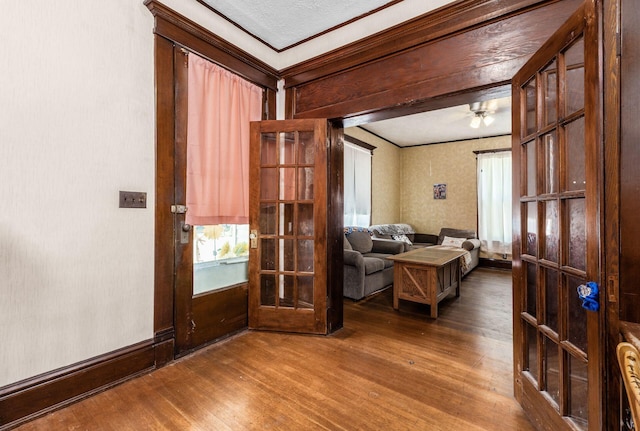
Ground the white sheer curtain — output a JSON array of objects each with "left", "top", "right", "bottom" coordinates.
[
  {"left": 477, "top": 151, "right": 513, "bottom": 255},
  {"left": 343, "top": 142, "right": 372, "bottom": 227}
]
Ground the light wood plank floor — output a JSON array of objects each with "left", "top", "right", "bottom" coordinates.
[{"left": 16, "top": 268, "right": 534, "bottom": 430}]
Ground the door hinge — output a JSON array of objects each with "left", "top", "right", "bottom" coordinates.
[
  {"left": 607, "top": 274, "right": 619, "bottom": 303},
  {"left": 171, "top": 204, "right": 188, "bottom": 214}
]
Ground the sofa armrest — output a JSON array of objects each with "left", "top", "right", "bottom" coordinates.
[
  {"left": 343, "top": 249, "right": 364, "bottom": 267},
  {"left": 462, "top": 238, "right": 481, "bottom": 251},
  {"left": 413, "top": 233, "right": 438, "bottom": 245},
  {"left": 371, "top": 238, "right": 405, "bottom": 255}
]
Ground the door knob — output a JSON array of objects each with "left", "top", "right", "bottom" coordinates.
[{"left": 182, "top": 223, "right": 192, "bottom": 232}]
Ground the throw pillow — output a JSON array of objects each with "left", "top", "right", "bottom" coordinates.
[
  {"left": 346, "top": 231, "right": 373, "bottom": 254},
  {"left": 441, "top": 236, "right": 466, "bottom": 248},
  {"left": 392, "top": 234, "right": 413, "bottom": 245}
]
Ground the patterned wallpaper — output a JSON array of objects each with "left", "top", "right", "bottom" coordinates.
[
  {"left": 345, "top": 128, "right": 511, "bottom": 244},
  {"left": 401, "top": 135, "right": 512, "bottom": 236}
]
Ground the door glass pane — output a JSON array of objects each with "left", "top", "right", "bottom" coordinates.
[
  {"left": 525, "top": 140, "right": 537, "bottom": 196},
  {"left": 280, "top": 275, "right": 295, "bottom": 308},
  {"left": 193, "top": 224, "right": 249, "bottom": 295},
  {"left": 280, "top": 132, "right": 295, "bottom": 164},
  {"left": 298, "top": 167, "right": 314, "bottom": 200},
  {"left": 298, "top": 276, "right": 314, "bottom": 308},
  {"left": 260, "top": 204, "right": 277, "bottom": 235},
  {"left": 543, "top": 59, "right": 558, "bottom": 126},
  {"left": 526, "top": 261, "right": 537, "bottom": 316},
  {"left": 280, "top": 168, "right": 296, "bottom": 200},
  {"left": 280, "top": 239, "right": 294, "bottom": 271},
  {"left": 565, "top": 117, "right": 586, "bottom": 192},
  {"left": 298, "top": 131, "right": 315, "bottom": 164},
  {"left": 544, "top": 131, "right": 558, "bottom": 194},
  {"left": 544, "top": 200, "right": 559, "bottom": 263},
  {"left": 279, "top": 203, "right": 294, "bottom": 236},
  {"left": 544, "top": 336, "right": 560, "bottom": 409},
  {"left": 298, "top": 204, "right": 314, "bottom": 236},
  {"left": 526, "top": 323, "right": 539, "bottom": 382},
  {"left": 261, "top": 168, "right": 277, "bottom": 200},
  {"left": 524, "top": 78, "right": 537, "bottom": 136},
  {"left": 567, "top": 198, "right": 586, "bottom": 271},
  {"left": 261, "top": 238, "right": 275, "bottom": 270},
  {"left": 567, "top": 275, "right": 588, "bottom": 352},
  {"left": 526, "top": 201, "right": 538, "bottom": 256},
  {"left": 569, "top": 356, "right": 589, "bottom": 430},
  {"left": 260, "top": 274, "right": 276, "bottom": 306},
  {"left": 261, "top": 133, "right": 277, "bottom": 165},
  {"left": 297, "top": 240, "right": 314, "bottom": 272},
  {"left": 564, "top": 38, "right": 584, "bottom": 115},
  {"left": 544, "top": 268, "right": 559, "bottom": 333}
]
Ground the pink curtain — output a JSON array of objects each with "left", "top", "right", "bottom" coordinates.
[{"left": 186, "top": 54, "right": 263, "bottom": 225}]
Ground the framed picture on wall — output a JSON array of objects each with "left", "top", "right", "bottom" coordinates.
[{"left": 433, "top": 183, "right": 447, "bottom": 199}]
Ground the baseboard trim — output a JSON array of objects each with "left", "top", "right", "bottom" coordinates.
[
  {"left": 0, "top": 340, "right": 155, "bottom": 430},
  {"left": 479, "top": 258, "right": 513, "bottom": 270}
]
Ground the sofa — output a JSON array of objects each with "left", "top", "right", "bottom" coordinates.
[
  {"left": 370, "top": 224, "right": 481, "bottom": 276},
  {"left": 343, "top": 229, "right": 405, "bottom": 300}
]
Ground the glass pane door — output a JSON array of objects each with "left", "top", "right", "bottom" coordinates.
[
  {"left": 249, "top": 119, "right": 329, "bottom": 334},
  {"left": 512, "top": 4, "right": 602, "bottom": 429}
]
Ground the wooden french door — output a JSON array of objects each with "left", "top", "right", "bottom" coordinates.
[
  {"left": 511, "top": 2, "right": 603, "bottom": 430},
  {"left": 248, "top": 119, "right": 343, "bottom": 334}
]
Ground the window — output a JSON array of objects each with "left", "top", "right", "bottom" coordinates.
[
  {"left": 477, "top": 151, "right": 513, "bottom": 257},
  {"left": 343, "top": 141, "right": 372, "bottom": 226}
]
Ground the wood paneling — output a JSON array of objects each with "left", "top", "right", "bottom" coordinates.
[
  {"left": 13, "top": 269, "right": 535, "bottom": 431},
  {"left": 284, "top": 0, "right": 582, "bottom": 123},
  {"left": 0, "top": 341, "right": 154, "bottom": 430}
]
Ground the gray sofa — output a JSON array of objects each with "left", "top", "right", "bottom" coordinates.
[
  {"left": 369, "top": 223, "right": 437, "bottom": 251},
  {"left": 343, "top": 229, "right": 404, "bottom": 300},
  {"left": 433, "top": 227, "right": 481, "bottom": 276},
  {"left": 370, "top": 224, "right": 481, "bottom": 276}
]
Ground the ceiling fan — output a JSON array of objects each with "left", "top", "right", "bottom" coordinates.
[{"left": 468, "top": 100, "right": 499, "bottom": 128}]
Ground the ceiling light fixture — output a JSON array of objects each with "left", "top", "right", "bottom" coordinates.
[{"left": 469, "top": 101, "right": 495, "bottom": 128}]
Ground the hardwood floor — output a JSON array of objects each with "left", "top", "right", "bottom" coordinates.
[{"left": 16, "top": 268, "right": 534, "bottom": 430}]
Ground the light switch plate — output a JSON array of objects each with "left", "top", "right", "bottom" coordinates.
[{"left": 119, "top": 191, "right": 147, "bottom": 208}]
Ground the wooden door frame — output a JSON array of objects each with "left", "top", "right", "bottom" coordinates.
[{"left": 147, "top": 6, "right": 624, "bottom": 429}]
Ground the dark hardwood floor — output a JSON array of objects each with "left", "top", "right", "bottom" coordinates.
[{"left": 16, "top": 268, "right": 534, "bottom": 430}]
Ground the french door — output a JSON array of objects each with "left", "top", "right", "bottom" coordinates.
[
  {"left": 248, "top": 119, "right": 343, "bottom": 334},
  {"left": 511, "top": 2, "right": 603, "bottom": 430}
]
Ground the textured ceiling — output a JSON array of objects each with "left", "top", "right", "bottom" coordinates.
[{"left": 199, "top": 0, "right": 394, "bottom": 50}]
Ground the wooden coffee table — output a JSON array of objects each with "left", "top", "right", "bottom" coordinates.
[{"left": 388, "top": 247, "right": 466, "bottom": 318}]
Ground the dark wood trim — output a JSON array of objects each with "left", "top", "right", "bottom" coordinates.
[
  {"left": 604, "top": 0, "right": 622, "bottom": 429},
  {"left": 194, "top": 0, "right": 403, "bottom": 53},
  {"left": 153, "top": 35, "right": 176, "bottom": 350},
  {"left": 284, "top": 0, "right": 582, "bottom": 125},
  {"left": 344, "top": 134, "right": 376, "bottom": 152},
  {"left": 0, "top": 341, "right": 154, "bottom": 430},
  {"left": 144, "top": 0, "right": 279, "bottom": 90},
  {"left": 281, "top": 0, "right": 573, "bottom": 86},
  {"left": 478, "top": 258, "right": 513, "bottom": 270}
]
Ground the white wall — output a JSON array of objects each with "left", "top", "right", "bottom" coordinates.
[{"left": 0, "top": 1, "right": 155, "bottom": 386}]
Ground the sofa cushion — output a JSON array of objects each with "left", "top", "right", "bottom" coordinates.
[
  {"left": 347, "top": 231, "right": 373, "bottom": 254},
  {"left": 364, "top": 253, "right": 395, "bottom": 268},
  {"left": 362, "top": 256, "right": 385, "bottom": 275}
]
